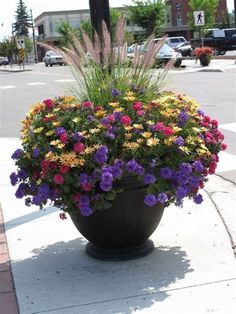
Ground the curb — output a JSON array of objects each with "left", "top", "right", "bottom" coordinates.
[{"left": 0, "top": 204, "right": 19, "bottom": 314}]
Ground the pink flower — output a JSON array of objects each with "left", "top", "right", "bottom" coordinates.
[
  {"left": 82, "top": 183, "right": 92, "bottom": 192},
  {"left": 133, "top": 101, "right": 142, "bottom": 110},
  {"left": 54, "top": 174, "right": 64, "bottom": 185},
  {"left": 82, "top": 101, "right": 93, "bottom": 108},
  {"left": 209, "top": 162, "right": 217, "bottom": 174},
  {"left": 60, "top": 133, "right": 68, "bottom": 143},
  {"left": 43, "top": 99, "right": 54, "bottom": 109},
  {"left": 107, "top": 114, "right": 115, "bottom": 123},
  {"left": 121, "top": 115, "right": 132, "bottom": 125},
  {"left": 73, "top": 193, "right": 81, "bottom": 202},
  {"left": 73, "top": 142, "right": 84, "bottom": 153},
  {"left": 59, "top": 212, "right": 67, "bottom": 220},
  {"left": 155, "top": 122, "right": 165, "bottom": 131},
  {"left": 221, "top": 143, "right": 227, "bottom": 150},
  {"left": 137, "top": 110, "right": 145, "bottom": 116},
  {"left": 41, "top": 159, "right": 50, "bottom": 170},
  {"left": 95, "top": 106, "right": 103, "bottom": 111},
  {"left": 49, "top": 162, "right": 57, "bottom": 169},
  {"left": 211, "top": 119, "right": 218, "bottom": 128},
  {"left": 163, "top": 126, "right": 174, "bottom": 136},
  {"left": 60, "top": 165, "right": 69, "bottom": 174}
]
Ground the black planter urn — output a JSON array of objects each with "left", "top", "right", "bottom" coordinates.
[
  {"left": 69, "top": 177, "right": 165, "bottom": 260},
  {"left": 199, "top": 54, "right": 211, "bottom": 66}
]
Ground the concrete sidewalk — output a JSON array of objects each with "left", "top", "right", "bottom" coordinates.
[{"left": 0, "top": 138, "right": 236, "bottom": 314}]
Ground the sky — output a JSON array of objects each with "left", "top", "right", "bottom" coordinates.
[{"left": 0, "top": 0, "right": 234, "bottom": 40}]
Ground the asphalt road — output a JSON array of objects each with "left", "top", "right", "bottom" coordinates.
[{"left": 0, "top": 62, "right": 235, "bottom": 182}]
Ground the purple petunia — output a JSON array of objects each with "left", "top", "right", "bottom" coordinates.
[
  {"left": 175, "top": 136, "right": 185, "bottom": 147},
  {"left": 11, "top": 148, "right": 23, "bottom": 160},
  {"left": 193, "top": 160, "right": 204, "bottom": 173},
  {"left": 179, "top": 163, "right": 192, "bottom": 176},
  {"left": 95, "top": 146, "right": 108, "bottom": 164},
  {"left": 157, "top": 192, "right": 168, "bottom": 204},
  {"left": 33, "top": 148, "right": 40, "bottom": 158},
  {"left": 160, "top": 167, "right": 173, "bottom": 179},
  {"left": 111, "top": 88, "right": 121, "bottom": 97},
  {"left": 79, "top": 173, "right": 89, "bottom": 185},
  {"left": 73, "top": 132, "right": 82, "bottom": 141},
  {"left": 10, "top": 172, "right": 18, "bottom": 186},
  {"left": 144, "top": 174, "right": 156, "bottom": 185},
  {"left": 17, "top": 169, "right": 28, "bottom": 180},
  {"left": 178, "top": 111, "right": 189, "bottom": 127},
  {"left": 126, "top": 160, "right": 140, "bottom": 173},
  {"left": 56, "top": 127, "right": 66, "bottom": 135},
  {"left": 175, "top": 187, "right": 187, "bottom": 199},
  {"left": 193, "top": 194, "right": 203, "bottom": 204},
  {"left": 113, "top": 111, "right": 123, "bottom": 121},
  {"left": 15, "top": 183, "right": 27, "bottom": 198},
  {"left": 144, "top": 194, "right": 157, "bottom": 207}
]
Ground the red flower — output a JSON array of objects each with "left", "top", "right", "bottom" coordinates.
[
  {"left": 53, "top": 174, "right": 64, "bottom": 184},
  {"left": 60, "top": 165, "right": 69, "bottom": 173},
  {"left": 82, "top": 101, "right": 93, "bottom": 108},
  {"left": 107, "top": 114, "right": 115, "bottom": 123},
  {"left": 94, "top": 106, "right": 103, "bottom": 111},
  {"left": 211, "top": 119, "right": 218, "bottom": 128},
  {"left": 155, "top": 122, "right": 165, "bottom": 131},
  {"left": 163, "top": 126, "right": 174, "bottom": 136},
  {"left": 43, "top": 99, "right": 54, "bottom": 109},
  {"left": 59, "top": 213, "right": 67, "bottom": 220},
  {"left": 133, "top": 101, "right": 142, "bottom": 110},
  {"left": 221, "top": 143, "right": 227, "bottom": 150},
  {"left": 209, "top": 162, "right": 217, "bottom": 174},
  {"left": 121, "top": 115, "right": 132, "bottom": 125},
  {"left": 60, "top": 133, "right": 68, "bottom": 143},
  {"left": 73, "top": 142, "right": 84, "bottom": 153},
  {"left": 73, "top": 193, "right": 81, "bottom": 202},
  {"left": 137, "top": 110, "right": 145, "bottom": 116},
  {"left": 41, "top": 159, "right": 50, "bottom": 169},
  {"left": 82, "top": 183, "right": 92, "bottom": 192}
]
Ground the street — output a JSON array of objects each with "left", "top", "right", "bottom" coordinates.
[{"left": 0, "top": 62, "right": 236, "bottom": 183}]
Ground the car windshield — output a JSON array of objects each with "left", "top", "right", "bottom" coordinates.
[{"left": 158, "top": 44, "right": 175, "bottom": 54}]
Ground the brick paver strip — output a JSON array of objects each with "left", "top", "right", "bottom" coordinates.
[{"left": 0, "top": 204, "right": 19, "bottom": 314}]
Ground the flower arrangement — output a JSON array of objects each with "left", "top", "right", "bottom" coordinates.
[
  {"left": 194, "top": 46, "right": 213, "bottom": 58},
  {"left": 10, "top": 91, "right": 226, "bottom": 218},
  {"left": 10, "top": 18, "right": 226, "bottom": 219}
]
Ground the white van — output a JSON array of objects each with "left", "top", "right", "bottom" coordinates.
[{"left": 154, "top": 37, "right": 187, "bottom": 48}]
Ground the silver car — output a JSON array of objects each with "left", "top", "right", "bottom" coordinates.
[{"left": 44, "top": 50, "right": 65, "bottom": 67}]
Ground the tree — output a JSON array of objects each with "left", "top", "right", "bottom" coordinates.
[
  {"left": 187, "top": 0, "right": 219, "bottom": 31},
  {"left": 125, "top": 0, "right": 166, "bottom": 36},
  {"left": 13, "top": 0, "right": 32, "bottom": 37}
]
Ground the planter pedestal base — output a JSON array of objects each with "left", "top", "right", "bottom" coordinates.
[{"left": 86, "top": 239, "right": 154, "bottom": 261}]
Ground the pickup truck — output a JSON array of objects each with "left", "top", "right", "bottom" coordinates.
[{"left": 191, "top": 28, "right": 236, "bottom": 55}]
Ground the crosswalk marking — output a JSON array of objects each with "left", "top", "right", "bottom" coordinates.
[
  {"left": 219, "top": 122, "right": 236, "bottom": 133},
  {"left": 54, "top": 79, "right": 76, "bottom": 82},
  {"left": 0, "top": 85, "right": 16, "bottom": 89},
  {"left": 27, "top": 82, "right": 47, "bottom": 86}
]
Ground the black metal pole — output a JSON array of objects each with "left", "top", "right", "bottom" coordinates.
[
  {"left": 30, "top": 9, "right": 38, "bottom": 63},
  {"left": 89, "top": 0, "right": 111, "bottom": 40}
]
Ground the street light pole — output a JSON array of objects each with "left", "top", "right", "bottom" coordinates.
[
  {"left": 89, "top": 0, "right": 111, "bottom": 40},
  {"left": 30, "top": 9, "right": 38, "bottom": 63}
]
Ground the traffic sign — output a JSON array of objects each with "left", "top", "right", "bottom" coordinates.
[
  {"left": 194, "top": 11, "right": 205, "bottom": 26},
  {"left": 16, "top": 38, "right": 25, "bottom": 49},
  {"left": 18, "top": 48, "right": 25, "bottom": 62}
]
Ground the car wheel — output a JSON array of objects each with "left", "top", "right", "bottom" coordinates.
[
  {"left": 45, "top": 62, "right": 48, "bottom": 67},
  {"left": 174, "top": 59, "right": 182, "bottom": 67}
]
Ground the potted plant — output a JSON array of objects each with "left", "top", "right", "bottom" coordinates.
[
  {"left": 194, "top": 46, "right": 213, "bottom": 66},
  {"left": 10, "top": 20, "right": 226, "bottom": 260}
]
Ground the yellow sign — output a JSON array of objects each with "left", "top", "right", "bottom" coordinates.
[{"left": 18, "top": 48, "right": 25, "bottom": 62}]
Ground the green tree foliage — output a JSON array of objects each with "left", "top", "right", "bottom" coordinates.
[
  {"left": 125, "top": 0, "right": 166, "bottom": 36},
  {"left": 13, "top": 0, "right": 32, "bottom": 37},
  {"left": 188, "top": 0, "right": 219, "bottom": 31},
  {"left": 0, "top": 38, "right": 18, "bottom": 62}
]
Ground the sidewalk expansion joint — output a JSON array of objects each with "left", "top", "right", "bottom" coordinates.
[
  {"left": 216, "top": 173, "right": 236, "bottom": 186},
  {"left": 205, "top": 189, "right": 236, "bottom": 257},
  {"left": 31, "top": 277, "right": 236, "bottom": 314}
]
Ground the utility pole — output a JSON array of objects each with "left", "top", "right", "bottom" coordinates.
[
  {"left": 30, "top": 9, "right": 38, "bottom": 63},
  {"left": 89, "top": 0, "right": 111, "bottom": 40}
]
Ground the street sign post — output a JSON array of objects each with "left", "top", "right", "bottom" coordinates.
[
  {"left": 194, "top": 11, "right": 205, "bottom": 26},
  {"left": 16, "top": 38, "right": 25, "bottom": 49}
]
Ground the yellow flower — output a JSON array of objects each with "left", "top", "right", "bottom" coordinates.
[
  {"left": 45, "top": 130, "right": 54, "bottom": 136},
  {"left": 59, "top": 152, "right": 80, "bottom": 167},
  {"left": 146, "top": 138, "right": 159, "bottom": 146},
  {"left": 125, "top": 91, "right": 135, "bottom": 97},
  {"left": 125, "top": 133, "right": 132, "bottom": 139},
  {"left": 109, "top": 102, "right": 119, "bottom": 108},
  {"left": 164, "top": 136, "right": 177, "bottom": 146},
  {"left": 115, "top": 107, "right": 124, "bottom": 112},
  {"left": 186, "top": 136, "right": 197, "bottom": 145},
  {"left": 52, "top": 121, "right": 61, "bottom": 127},
  {"left": 95, "top": 110, "right": 107, "bottom": 118},
  {"left": 142, "top": 132, "right": 152, "bottom": 139},
  {"left": 53, "top": 108, "right": 61, "bottom": 112},
  {"left": 172, "top": 126, "right": 182, "bottom": 133},
  {"left": 34, "top": 127, "right": 44, "bottom": 133},
  {"left": 179, "top": 146, "right": 190, "bottom": 154},
  {"left": 45, "top": 151, "right": 59, "bottom": 162},
  {"left": 45, "top": 113, "right": 55, "bottom": 118},
  {"left": 123, "top": 142, "right": 140, "bottom": 150},
  {"left": 133, "top": 124, "right": 143, "bottom": 129},
  {"left": 50, "top": 140, "right": 65, "bottom": 148},
  {"left": 89, "top": 128, "right": 100, "bottom": 134},
  {"left": 146, "top": 120, "right": 155, "bottom": 126},
  {"left": 137, "top": 138, "right": 145, "bottom": 144},
  {"left": 124, "top": 126, "right": 133, "bottom": 131},
  {"left": 123, "top": 96, "right": 136, "bottom": 101},
  {"left": 160, "top": 108, "right": 177, "bottom": 118},
  {"left": 72, "top": 117, "right": 81, "bottom": 123}
]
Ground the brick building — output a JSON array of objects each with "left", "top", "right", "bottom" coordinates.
[{"left": 165, "top": 0, "right": 227, "bottom": 39}]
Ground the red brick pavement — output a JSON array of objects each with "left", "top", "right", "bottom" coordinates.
[{"left": 0, "top": 205, "right": 19, "bottom": 314}]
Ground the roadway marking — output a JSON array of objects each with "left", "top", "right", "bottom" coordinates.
[
  {"left": 0, "top": 85, "right": 16, "bottom": 89},
  {"left": 54, "top": 79, "right": 76, "bottom": 82},
  {"left": 27, "top": 82, "right": 47, "bottom": 86},
  {"left": 219, "top": 122, "right": 236, "bottom": 133}
]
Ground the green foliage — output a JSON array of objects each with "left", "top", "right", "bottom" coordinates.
[
  {"left": 0, "top": 38, "right": 18, "bottom": 61},
  {"left": 13, "top": 0, "right": 32, "bottom": 37},
  {"left": 24, "top": 37, "right": 33, "bottom": 53},
  {"left": 188, "top": 0, "right": 219, "bottom": 31},
  {"left": 125, "top": 0, "right": 166, "bottom": 36}
]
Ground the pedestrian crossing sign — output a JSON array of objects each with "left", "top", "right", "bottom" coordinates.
[{"left": 194, "top": 11, "right": 205, "bottom": 26}]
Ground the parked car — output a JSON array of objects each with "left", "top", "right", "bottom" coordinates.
[
  {"left": 127, "top": 43, "right": 144, "bottom": 59},
  {"left": 44, "top": 50, "right": 66, "bottom": 67},
  {"left": 175, "top": 41, "right": 193, "bottom": 57},
  {"left": 153, "top": 36, "right": 187, "bottom": 49},
  {"left": 140, "top": 42, "right": 182, "bottom": 67},
  {"left": 0, "top": 56, "right": 9, "bottom": 65}
]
